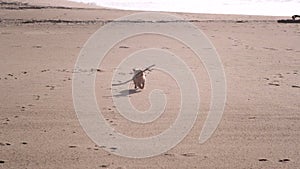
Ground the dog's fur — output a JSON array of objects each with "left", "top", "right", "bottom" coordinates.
[{"left": 132, "top": 69, "right": 146, "bottom": 89}]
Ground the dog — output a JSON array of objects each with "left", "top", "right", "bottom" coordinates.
[{"left": 132, "top": 69, "right": 146, "bottom": 90}]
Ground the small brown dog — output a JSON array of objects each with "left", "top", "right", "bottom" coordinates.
[{"left": 132, "top": 69, "right": 146, "bottom": 89}]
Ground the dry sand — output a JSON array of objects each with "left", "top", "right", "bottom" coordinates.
[{"left": 0, "top": 0, "right": 299, "bottom": 168}]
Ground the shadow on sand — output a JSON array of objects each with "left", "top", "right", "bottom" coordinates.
[{"left": 113, "top": 89, "right": 141, "bottom": 97}]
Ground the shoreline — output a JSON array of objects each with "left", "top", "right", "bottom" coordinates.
[
  {"left": 0, "top": 0, "right": 290, "bottom": 27},
  {"left": 65, "top": 0, "right": 297, "bottom": 17},
  {"left": 0, "top": 0, "right": 290, "bottom": 21}
]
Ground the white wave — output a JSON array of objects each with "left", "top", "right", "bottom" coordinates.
[{"left": 69, "top": 0, "right": 299, "bottom": 16}]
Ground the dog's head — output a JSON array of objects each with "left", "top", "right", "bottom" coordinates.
[{"left": 133, "top": 69, "right": 143, "bottom": 75}]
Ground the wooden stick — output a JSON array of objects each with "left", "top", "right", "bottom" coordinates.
[{"left": 112, "top": 64, "right": 155, "bottom": 86}]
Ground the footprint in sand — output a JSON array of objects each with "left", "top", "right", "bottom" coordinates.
[
  {"left": 20, "top": 106, "right": 26, "bottom": 111},
  {"left": 99, "top": 164, "right": 109, "bottom": 168},
  {"left": 119, "top": 46, "right": 129, "bottom": 49},
  {"left": 32, "top": 45, "right": 42, "bottom": 48},
  {"left": 5, "top": 73, "right": 18, "bottom": 80},
  {"left": 68, "top": 145, "right": 77, "bottom": 148},
  {"left": 41, "top": 69, "right": 50, "bottom": 73},
  {"left": 96, "top": 69, "right": 103, "bottom": 72},
  {"left": 181, "top": 153, "right": 197, "bottom": 157},
  {"left": 1, "top": 118, "right": 9, "bottom": 125},
  {"left": 263, "top": 47, "right": 278, "bottom": 51},
  {"left": 266, "top": 71, "right": 299, "bottom": 88},
  {"left": 33, "top": 95, "right": 40, "bottom": 100},
  {"left": 45, "top": 85, "right": 55, "bottom": 90},
  {"left": 164, "top": 153, "right": 175, "bottom": 157},
  {"left": 0, "top": 142, "right": 11, "bottom": 146},
  {"left": 293, "top": 70, "right": 298, "bottom": 74},
  {"left": 3, "top": 71, "right": 28, "bottom": 80},
  {"left": 92, "top": 145, "right": 104, "bottom": 150},
  {"left": 109, "top": 147, "right": 117, "bottom": 151},
  {"left": 278, "top": 158, "right": 290, "bottom": 162},
  {"left": 63, "top": 77, "right": 72, "bottom": 82},
  {"left": 276, "top": 73, "right": 284, "bottom": 78},
  {"left": 268, "top": 82, "right": 280, "bottom": 86},
  {"left": 258, "top": 158, "right": 268, "bottom": 162},
  {"left": 264, "top": 73, "right": 284, "bottom": 86}
]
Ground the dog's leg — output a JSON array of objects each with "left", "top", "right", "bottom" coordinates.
[
  {"left": 134, "top": 81, "right": 137, "bottom": 89},
  {"left": 139, "top": 82, "right": 144, "bottom": 89}
]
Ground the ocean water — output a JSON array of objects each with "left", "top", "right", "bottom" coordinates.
[{"left": 69, "top": 0, "right": 300, "bottom": 16}]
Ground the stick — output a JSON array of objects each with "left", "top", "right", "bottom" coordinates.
[{"left": 111, "top": 64, "right": 155, "bottom": 86}]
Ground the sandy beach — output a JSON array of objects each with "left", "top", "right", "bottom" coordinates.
[{"left": 0, "top": 0, "right": 299, "bottom": 168}]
